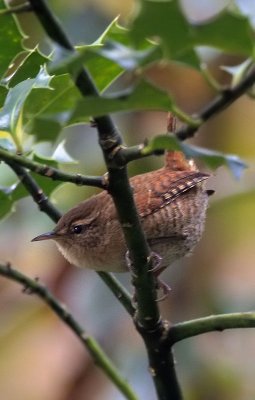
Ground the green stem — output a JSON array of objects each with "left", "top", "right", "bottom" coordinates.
[
  {"left": 0, "top": 147, "right": 105, "bottom": 189},
  {"left": 0, "top": 263, "right": 138, "bottom": 400},
  {"left": 166, "top": 312, "right": 255, "bottom": 346}
]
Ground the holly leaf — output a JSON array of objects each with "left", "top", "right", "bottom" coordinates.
[
  {"left": 142, "top": 134, "right": 247, "bottom": 179},
  {"left": 0, "top": 0, "right": 24, "bottom": 80},
  {"left": 23, "top": 74, "right": 81, "bottom": 142},
  {"left": 129, "top": 0, "right": 255, "bottom": 70},
  {"left": 69, "top": 80, "right": 175, "bottom": 123},
  {"left": 0, "top": 188, "right": 14, "bottom": 220},
  {"left": 7, "top": 47, "right": 50, "bottom": 87},
  {"left": 0, "top": 66, "right": 53, "bottom": 148}
]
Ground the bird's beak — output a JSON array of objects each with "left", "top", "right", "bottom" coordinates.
[{"left": 31, "top": 231, "right": 58, "bottom": 242}]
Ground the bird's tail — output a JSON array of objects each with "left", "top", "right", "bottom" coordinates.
[{"left": 164, "top": 113, "right": 197, "bottom": 172}]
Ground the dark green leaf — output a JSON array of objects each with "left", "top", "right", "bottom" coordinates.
[
  {"left": 129, "top": 0, "right": 201, "bottom": 69},
  {"left": 8, "top": 48, "right": 50, "bottom": 87},
  {"left": 69, "top": 80, "right": 175, "bottom": 123},
  {"left": 192, "top": 10, "right": 254, "bottom": 56},
  {"left": 0, "top": 189, "right": 13, "bottom": 219},
  {"left": 24, "top": 74, "right": 81, "bottom": 141},
  {"left": 32, "top": 152, "right": 59, "bottom": 168},
  {"left": 129, "top": 0, "right": 255, "bottom": 70},
  {"left": 0, "top": 85, "right": 8, "bottom": 106},
  {"left": 97, "top": 41, "right": 159, "bottom": 71},
  {"left": 0, "top": 0, "right": 24, "bottom": 80},
  {"left": 30, "top": 173, "right": 64, "bottom": 197}
]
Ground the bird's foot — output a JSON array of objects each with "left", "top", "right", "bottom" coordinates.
[
  {"left": 125, "top": 250, "right": 171, "bottom": 302},
  {"left": 155, "top": 278, "right": 171, "bottom": 301},
  {"left": 147, "top": 251, "right": 163, "bottom": 273}
]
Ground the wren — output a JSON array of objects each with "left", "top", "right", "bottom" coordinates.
[{"left": 32, "top": 149, "right": 212, "bottom": 275}]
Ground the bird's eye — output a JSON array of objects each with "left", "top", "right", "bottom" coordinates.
[{"left": 72, "top": 225, "right": 83, "bottom": 234}]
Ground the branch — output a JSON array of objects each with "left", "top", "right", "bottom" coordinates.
[
  {"left": 0, "top": 263, "right": 138, "bottom": 400},
  {"left": 176, "top": 66, "right": 255, "bottom": 141},
  {"left": 27, "top": 1, "right": 182, "bottom": 398},
  {"left": 0, "top": 147, "right": 105, "bottom": 189},
  {"left": 165, "top": 312, "right": 255, "bottom": 346},
  {"left": 8, "top": 161, "right": 61, "bottom": 223}
]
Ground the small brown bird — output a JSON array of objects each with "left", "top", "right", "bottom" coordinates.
[{"left": 32, "top": 145, "right": 212, "bottom": 276}]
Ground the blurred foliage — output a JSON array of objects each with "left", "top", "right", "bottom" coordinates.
[{"left": 0, "top": 0, "right": 255, "bottom": 399}]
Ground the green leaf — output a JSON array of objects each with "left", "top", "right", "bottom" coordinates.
[
  {"left": 129, "top": 0, "right": 201, "bottom": 69},
  {"left": 0, "top": 0, "right": 24, "bottom": 80},
  {"left": 97, "top": 41, "right": 159, "bottom": 71},
  {"left": 32, "top": 152, "right": 59, "bottom": 168},
  {"left": 0, "top": 188, "right": 14, "bottom": 219},
  {"left": 69, "top": 80, "right": 175, "bottom": 123},
  {"left": 142, "top": 134, "right": 247, "bottom": 179},
  {"left": 192, "top": 10, "right": 254, "bottom": 56},
  {"left": 8, "top": 48, "right": 50, "bottom": 88},
  {"left": 82, "top": 50, "right": 123, "bottom": 92},
  {"left": 0, "top": 85, "right": 8, "bottom": 106},
  {"left": 49, "top": 18, "right": 124, "bottom": 90},
  {"left": 0, "top": 66, "right": 53, "bottom": 145},
  {"left": 129, "top": 0, "right": 255, "bottom": 70},
  {"left": 30, "top": 173, "right": 64, "bottom": 197},
  {"left": 23, "top": 73, "right": 82, "bottom": 141}
]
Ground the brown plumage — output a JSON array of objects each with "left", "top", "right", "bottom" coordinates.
[{"left": 32, "top": 150, "right": 211, "bottom": 274}]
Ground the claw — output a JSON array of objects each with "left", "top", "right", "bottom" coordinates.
[
  {"left": 155, "top": 278, "right": 171, "bottom": 302},
  {"left": 147, "top": 251, "right": 163, "bottom": 273},
  {"left": 126, "top": 250, "right": 171, "bottom": 302}
]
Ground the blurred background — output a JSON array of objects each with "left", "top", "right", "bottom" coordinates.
[{"left": 1, "top": 0, "right": 255, "bottom": 399}]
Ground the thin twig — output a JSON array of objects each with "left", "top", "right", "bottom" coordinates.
[
  {"left": 8, "top": 161, "right": 61, "bottom": 223},
  {"left": 0, "top": 263, "right": 138, "bottom": 400},
  {"left": 165, "top": 312, "right": 255, "bottom": 346},
  {"left": 176, "top": 66, "right": 255, "bottom": 141},
  {"left": 0, "top": 147, "right": 105, "bottom": 189}
]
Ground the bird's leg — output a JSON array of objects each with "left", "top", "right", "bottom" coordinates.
[
  {"left": 125, "top": 250, "right": 171, "bottom": 301},
  {"left": 147, "top": 252, "right": 171, "bottom": 300}
]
